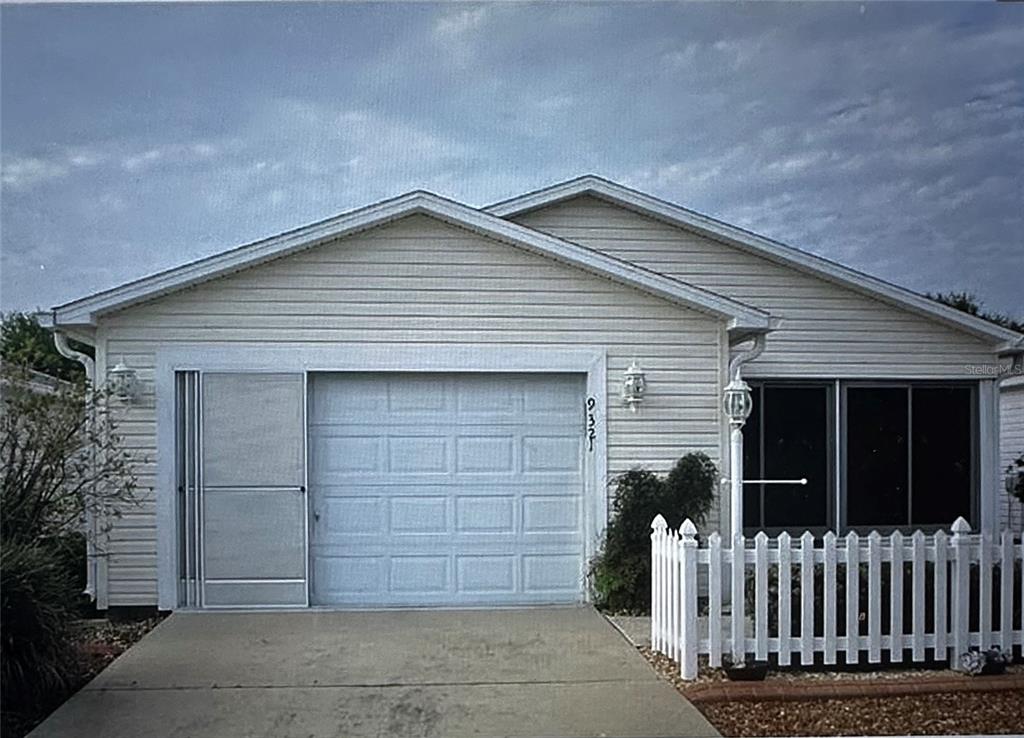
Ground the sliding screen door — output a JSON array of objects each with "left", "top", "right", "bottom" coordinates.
[{"left": 200, "top": 373, "right": 306, "bottom": 606}]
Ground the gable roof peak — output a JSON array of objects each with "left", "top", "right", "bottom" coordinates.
[{"left": 486, "top": 176, "right": 1023, "bottom": 350}]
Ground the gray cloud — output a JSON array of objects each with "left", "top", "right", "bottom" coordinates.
[{"left": 1, "top": 2, "right": 1022, "bottom": 318}]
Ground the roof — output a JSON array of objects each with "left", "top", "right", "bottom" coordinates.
[
  {"left": 50, "top": 189, "right": 774, "bottom": 332},
  {"left": 487, "top": 175, "right": 1024, "bottom": 353}
]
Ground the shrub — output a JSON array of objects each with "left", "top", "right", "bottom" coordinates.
[
  {"left": 1, "top": 542, "right": 79, "bottom": 717},
  {"left": 590, "top": 452, "right": 717, "bottom": 613},
  {"left": 1, "top": 362, "right": 140, "bottom": 731},
  {"left": 1007, "top": 452, "right": 1024, "bottom": 504}
]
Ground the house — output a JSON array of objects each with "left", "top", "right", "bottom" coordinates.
[
  {"left": 1001, "top": 375, "right": 1024, "bottom": 531},
  {"left": 44, "top": 176, "right": 1024, "bottom": 613}
]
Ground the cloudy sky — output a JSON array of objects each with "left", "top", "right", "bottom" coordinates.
[{"left": 2, "top": 2, "right": 1022, "bottom": 317}]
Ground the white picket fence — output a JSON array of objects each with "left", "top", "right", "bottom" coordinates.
[{"left": 651, "top": 515, "right": 1024, "bottom": 679}]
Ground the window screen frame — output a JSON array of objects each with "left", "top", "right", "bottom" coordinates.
[
  {"left": 743, "top": 380, "right": 836, "bottom": 537},
  {"left": 838, "top": 380, "right": 978, "bottom": 534}
]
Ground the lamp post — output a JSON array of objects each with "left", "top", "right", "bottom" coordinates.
[{"left": 723, "top": 377, "right": 753, "bottom": 545}]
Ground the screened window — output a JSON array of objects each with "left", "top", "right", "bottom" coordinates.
[
  {"left": 844, "top": 384, "right": 974, "bottom": 529},
  {"left": 743, "top": 384, "right": 831, "bottom": 531}
]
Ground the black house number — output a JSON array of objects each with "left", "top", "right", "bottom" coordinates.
[{"left": 586, "top": 397, "right": 597, "bottom": 453}]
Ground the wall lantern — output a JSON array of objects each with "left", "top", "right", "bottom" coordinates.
[
  {"left": 108, "top": 359, "right": 140, "bottom": 404},
  {"left": 621, "top": 360, "right": 647, "bottom": 412},
  {"left": 722, "top": 377, "right": 753, "bottom": 428}
]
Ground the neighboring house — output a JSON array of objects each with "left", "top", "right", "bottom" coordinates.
[
  {"left": 43, "top": 176, "right": 1024, "bottom": 613},
  {"left": 1001, "top": 375, "right": 1024, "bottom": 531}
]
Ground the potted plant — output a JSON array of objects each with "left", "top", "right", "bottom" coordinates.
[
  {"left": 960, "top": 647, "right": 1012, "bottom": 676},
  {"left": 722, "top": 654, "right": 769, "bottom": 681}
]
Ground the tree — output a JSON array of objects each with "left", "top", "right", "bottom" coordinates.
[
  {"left": 1, "top": 362, "right": 140, "bottom": 720},
  {"left": 927, "top": 291, "right": 1024, "bottom": 334},
  {"left": 1, "top": 363, "right": 139, "bottom": 546},
  {"left": 0, "top": 312, "right": 91, "bottom": 383}
]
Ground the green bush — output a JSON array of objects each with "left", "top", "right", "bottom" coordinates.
[
  {"left": 1, "top": 541, "right": 80, "bottom": 718},
  {"left": 590, "top": 452, "right": 717, "bottom": 613}
]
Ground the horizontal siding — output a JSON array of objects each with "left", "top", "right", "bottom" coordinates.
[
  {"left": 1001, "top": 385, "right": 1024, "bottom": 531},
  {"left": 98, "top": 214, "right": 726, "bottom": 607},
  {"left": 514, "top": 196, "right": 1000, "bottom": 378}
]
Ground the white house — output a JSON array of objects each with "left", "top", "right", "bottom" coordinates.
[{"left": 44, "top": 176, "right": 1024, "bottom": 614}]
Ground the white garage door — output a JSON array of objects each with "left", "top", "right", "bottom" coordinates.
[{"left": 309, "top": 373, "right": 586, "bottom": 607}]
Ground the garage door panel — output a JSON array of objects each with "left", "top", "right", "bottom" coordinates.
[
  {"left": 456, "top": 496, "right": 516, "bottom": 533},
  {"left": 310, "top": 373, "right": 585, "bottom": 607},
  {"left": 456, "top": 555, "right": 516, "bottom": 593},
  {"left": 390, "top": 497, "right": 448, "bottom": 534},
  {"left": 314, "top": 556, "right": 383, "bottom": 596}
]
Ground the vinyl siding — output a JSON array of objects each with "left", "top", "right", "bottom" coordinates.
[
  {"left": 1000, "top": 381, "right": 1024, "bottom": 531},
  {"left": 513, "top": 196, "right": 999, "bottom": 378},
  {"left": 96, "top": 214, "right": 726, "bottom": 606}
]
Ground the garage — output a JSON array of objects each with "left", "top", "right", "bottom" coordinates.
[{"left": 308, "top": 372, "right": 586, "bottom": 607}]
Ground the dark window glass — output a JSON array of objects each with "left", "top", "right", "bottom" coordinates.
[
  {"left": 743, "top": 384, "right": 829, "bottom": 531},
  {"left": 742, "top": 386, "right": 762, "bottom": 529},
  {"left": 911, "top": 387, "right": 972, "bottom": 526},
  {"left": 846, "top": 387, "right": 909, "bottom": 527},
  {"left": 762, "top": 387, "right": 829, "bottom": 528}
]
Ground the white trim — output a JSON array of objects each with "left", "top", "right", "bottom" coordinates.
[
  {"left": 154, "top": 344, "right": 610, "bottom": 609},
  {"left": 52, "top": 191, "right": 772, "bottom": 332},
  {"left": 979, "top": 380, "right": 998, "bottom": 535},
  {"left": 486, "top": 176, "right": 1024, "bottom": 349}
]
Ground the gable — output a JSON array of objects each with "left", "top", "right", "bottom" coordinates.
[
  {"left": 512, "top": 195, "right": 1003, "bottom": 378},
  {"left": 99, "top": 214, "right": 725, "bottom": 337},
  {"left": 52, "top": 191, "right": 771, "bottom": 332}
]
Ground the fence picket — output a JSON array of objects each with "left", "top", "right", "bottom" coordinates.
[
  {"left": 911, "top": 530, "right": 926, "bottom": 662},
  {"left": 670, "top": 530, "right": 679, "bottom": 663},
  {"left": 868, "top": 532, "right": 882, "bottom": 663},
  {"left": 999, "top": 532, "right": 1013, "bottom": 652},
  {"left": 845, "top": 531, "right": 860, "bottom": 665},
  {"left": 933, "top": 530, "right": 948, "bottom": 659},
  {"left": 755, "top": 532, "right": 769, "bottom": 662},
  {"left": 650, "top": 518, "right": 1023, "bottom": 681},
  {"left": 890, "top": 531, "right": 904, "bottom": 662},
  {"left": 823, "top": 532, "right": 837, "bottom": 665},
  {"left": 778, "top": 532, "right": 792, "bottom": 666},
  {"left": 1019, "top": 537, "right": 1024, "bottom": 643},
  {"left": 950, "top": 518, "right": 971, "bottom": 668},
  {"left": 731, "top": 534, "right": 746, "bottom": 663},
  {"left": 679, "top": 519, "right": 698, "bottom": 680},
  {"left": 708, "top": 532, "right": 722, "bottom": 667},
  {"left": 651, "top": 515, "right": 666, "bottom": 652},
  {"left": 800, "top": 531, "right": 815, "bottom": 665},
  {"left": 979, "top": 532, "right": 992, "bottom": 652}
]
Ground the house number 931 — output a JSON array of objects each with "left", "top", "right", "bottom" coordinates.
[{"left": 586, "top": 397, "right": 597, "bottom": 453}]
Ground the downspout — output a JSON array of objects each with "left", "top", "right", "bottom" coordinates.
[
  {"left": 728, "top": 333, "right": 766, "bottom": 383},
  {"left": 53, "top": 326, "right": 99, "bottom": 601}
]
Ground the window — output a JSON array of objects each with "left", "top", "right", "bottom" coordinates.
[
  {"left": 743, "top": 383, "right": 832, "bottom": 531},
  {"left": 844, "top": 384, "right": 974, "bottom": 530},
  {"left": 742, "top": 380, "right": 977, "bottom": 533}
]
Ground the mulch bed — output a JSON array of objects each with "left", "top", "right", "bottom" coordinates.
[
  {"left": 639, "top": 646, "right": 1024, "bottom": 736},
  {"left": 2, "top": 617, "right": 162, "bottom": 738}
]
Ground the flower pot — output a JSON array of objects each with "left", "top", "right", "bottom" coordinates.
[
  {"left": 980, "top": 661, "right": 1007, "bottom": 676},
  {"left": 724, "top": 660, "right": 769, "bottom": 681}
]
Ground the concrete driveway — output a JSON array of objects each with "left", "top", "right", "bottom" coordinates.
[{"left": 32, "top": 607, "right": 717, "bottom": 738}]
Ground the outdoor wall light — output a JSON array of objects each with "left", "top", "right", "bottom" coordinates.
[
  {"left": 621, "top": 360, "right": 647, "bottom": 412},
  {"left": 723, "top": 377, "right": 753, "bottom": 427},
  {"left": 108, "top": 359, "right": 140, "bottom": 404}
]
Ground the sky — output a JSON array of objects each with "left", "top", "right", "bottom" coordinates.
[{"left": 1, "top": 2, "right": 1022, "bottom": 317}]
